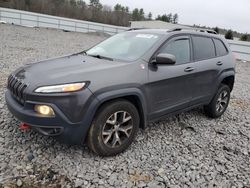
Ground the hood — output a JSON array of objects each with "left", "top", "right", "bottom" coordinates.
[{"left": 14, "top": 54, "right": 127, "bottom": 89}]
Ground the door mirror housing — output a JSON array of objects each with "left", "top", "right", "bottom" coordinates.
[{"left": 154, "top": 53, "right": 176, "bottom": 65}]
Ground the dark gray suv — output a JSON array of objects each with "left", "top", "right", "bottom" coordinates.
[{"left": 5, "top": 28, "right": 235, "bottom": 156}]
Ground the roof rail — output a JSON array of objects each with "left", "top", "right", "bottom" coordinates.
[
  {"left": 168, "top": 27, "right": 218, "bottom": 34},
  {"left": 127, "top": 28, "right": 145, "bottom": 31}
]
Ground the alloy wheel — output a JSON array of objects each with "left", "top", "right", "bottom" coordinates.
[
  {"left": 216, "top": 90, "right": 229, "bottom": 113},
  {"left": 102, "top": 111, "right": 133, "bottom": 148}
]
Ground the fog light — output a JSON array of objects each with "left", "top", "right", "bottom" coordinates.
[{"left": 35, "top": 105, "right": 55, "bottom": 117}]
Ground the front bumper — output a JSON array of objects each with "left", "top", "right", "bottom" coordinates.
[{"left": 5, "top": 90, "right": 98, "bottom": 145}]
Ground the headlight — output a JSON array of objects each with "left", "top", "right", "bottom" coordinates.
[{"left": 35, "top": 82, "right": 86, "bottom": 93}]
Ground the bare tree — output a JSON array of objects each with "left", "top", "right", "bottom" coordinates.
[
  {"left": 0, "top": 0, "right": 171, "bottom": 27},
  {"left": 173, "top": 13, "right": 178, "bottom": 24}
]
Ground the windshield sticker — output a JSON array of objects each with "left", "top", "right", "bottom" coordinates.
[{"left": 136, "top": 34, "right": 158, "bottom": 39}]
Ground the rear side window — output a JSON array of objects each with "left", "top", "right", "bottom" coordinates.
[
  {"left": 192, "top": 36, "right": 216, "bottom": 61},
  {"left": 214, "top": 39, "right": 228, "bottom": 56},
  {"left": 159, "top": 38, "right": 190, "bottom": 65}
]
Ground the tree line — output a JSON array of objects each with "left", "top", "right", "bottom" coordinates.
[
  {"left": 2, "top": 0, "right": 247, "bottom": 40},
  {"left": 0, "top": 0, "right": 179, "bottom": 26},
  {"left": 196, "top": 25, "right": 249, "bottom": 41},
  {"left": 223, "top": 29, "right": 249, "bottom": 41},
  {"left": 156, "top": 13, "right": 178, "bottom": 24},
  {"left": 213, "top": 27, "right": 248, "bottom": 41}
]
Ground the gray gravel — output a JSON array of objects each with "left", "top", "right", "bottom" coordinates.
[{"left": 0, "top": 24, "right": 250, "bottom": 187}]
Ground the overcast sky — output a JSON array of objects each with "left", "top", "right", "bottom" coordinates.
[{"left": 96, "top": 0, "right": 250, "bottom": 33}]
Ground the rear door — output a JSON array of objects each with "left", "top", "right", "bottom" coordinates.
[
  {"left": 147, "top": 35, "right": 195, "bottom": 120},
  {"left": 190, "top": 35, "right": 225, "bottom": 105}
]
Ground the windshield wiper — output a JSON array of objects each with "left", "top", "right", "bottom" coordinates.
[{"left": 88, "top": 54, "right": 113, "bottom": 61}]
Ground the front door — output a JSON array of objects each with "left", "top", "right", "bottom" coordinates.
[{"left": 146, "top": 35, "right": 195, "bottom": 120}]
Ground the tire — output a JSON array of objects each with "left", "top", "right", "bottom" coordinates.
[
  {"left": 204, "top": 84, "right": 231, "bottom": 118},
  {"left": 87, "top": 100, "right": 140, "bottom": 156}
]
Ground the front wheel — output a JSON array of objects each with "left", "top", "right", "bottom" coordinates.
[
  {"left": 87, "top": 100, "right": 139, "bottom": 156},
  {"left": 204, "top": 84, "right": 231, "bottom": 118}
]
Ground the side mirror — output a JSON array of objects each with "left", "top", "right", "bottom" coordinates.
[{"left": 154, "top": 53, "right": 176, "bottom": 65}]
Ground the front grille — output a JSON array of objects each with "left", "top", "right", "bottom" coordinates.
[{"left": 7, "top": 74, "right": 28, "bottom": 105}]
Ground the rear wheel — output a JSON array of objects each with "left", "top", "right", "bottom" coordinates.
[
  {"left": 204, "top": 84, "right": 230, "bottom": 118},
  {"left": 87, "top": 100, "right": 139, "bottom": 156}
]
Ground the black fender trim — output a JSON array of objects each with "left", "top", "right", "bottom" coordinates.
[
  {"left": 209, "top": 68, "right": 235, "bottom": 103},
  {"left": 216, "top": 69, "right": 235, "bottom": 90},
  {"left": 93, "top": 87, "right": 148, "bottom": 129}
]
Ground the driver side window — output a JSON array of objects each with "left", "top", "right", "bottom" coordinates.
[{"left": 159, "top": 38, "right": 191, "bottom": 65}]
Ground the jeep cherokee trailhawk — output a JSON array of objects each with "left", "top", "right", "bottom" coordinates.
[{"left": 6, "top": 28, "right": 235, "bottom": 156}]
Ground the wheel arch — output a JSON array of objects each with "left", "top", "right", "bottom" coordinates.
[
  {"left": 217, "top": 70, "right": 235, "bottom": 92},
  {"left": 221, "top": 75, "right": 235, "bottom": 91},
  {"left": 94, "top": 88, "right": 147, "bottom": 129}
]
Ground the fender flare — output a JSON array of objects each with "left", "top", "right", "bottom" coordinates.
[
  {"left": 216, "top": 69, "right": 235, "bottom": 89},
  {"left": 208, "top": 69, "right": 235, "bottom": 103},
  {"left": 94, "top": 87, "right": 148, "bottom": 129}
]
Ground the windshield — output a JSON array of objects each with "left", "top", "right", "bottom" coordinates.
[{"left": 86, "top": 32, "right": 161, "bottom": 61}]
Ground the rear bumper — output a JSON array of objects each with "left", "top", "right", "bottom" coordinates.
[{"left": 5, "top": 90, "right": 98, "bottom": 145}]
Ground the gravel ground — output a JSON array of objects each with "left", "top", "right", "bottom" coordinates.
[{"left": 0, "top": 24, "right": 250, "bottom": 188}]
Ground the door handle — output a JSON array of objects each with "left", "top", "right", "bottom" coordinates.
[
  {"left": 184, "top": 67, "right": 195, "bottom": 72},
  {"left": 216, "top": 61, "right": 223, "bottom": 66}
]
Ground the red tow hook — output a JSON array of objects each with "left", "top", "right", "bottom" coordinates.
[{"left": 19, "top": 123, "right": 31, "bottom": 131}]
